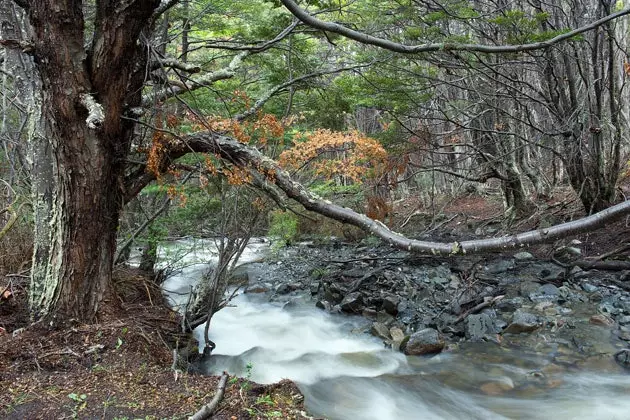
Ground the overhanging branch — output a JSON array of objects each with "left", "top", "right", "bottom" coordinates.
[{"left": 280, "top": 0, "right": 630, "bottom": 54}]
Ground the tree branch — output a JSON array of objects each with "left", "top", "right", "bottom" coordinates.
[
  {"left": 172, "top": 132, "right": 630, "bottom": 255},
  {"left": 280, "top": 0, "right": 630, "bottom": 54}
]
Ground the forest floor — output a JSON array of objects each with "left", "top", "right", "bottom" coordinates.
[
  {"left": 0, "top": 268, "right": 312, "bottom": 420},
  {"left": 1, "top": 189, "right": 629, "bottom": 419}
]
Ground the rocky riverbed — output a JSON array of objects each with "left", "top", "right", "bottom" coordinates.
[{"left": 233, "top": 238, "right": 630, "bottom": 371}]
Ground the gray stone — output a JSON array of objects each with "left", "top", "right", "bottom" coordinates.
[
  {"left": 598, "top": 303, "right": 621, "bottom": 316},
  {"left": 315, "top": 300, "right": 331, "bottom": 311},
  {"left": 519, "top": 281, "right": 541, "bottom": 297},
  {"left": 466, "top": 313, "right": 498, "bottom": 341},
  {"left": 370, "top": 322, "right": 391, "bottom": 340},
  {"left": 381, "top": 295, "right": 400, "bottom": 315},
  {"left": 614, "top": 349, "right": 630, "bottom": 369},
  {"left": 514, "top": 251, "right": 534, "bottom": 261},
  {"left": 275, "top": 283, "right": 292, "bottom": 295},
  {"left": 340, "top": 292, "right": 363, "bottom": 312},
  {"left": 485, "top": 259, "right": 515, "bottom": 275},
  {"left": 402, "top": 328, "right": 445, "bottom": 356},
  {"left": 245, "top": 284, "right": 269, "bottom": 294},
  {"left": 503, "top": 309, "right": 540, "bottom": 334},
  {"left": 376, "top": 311, "right": 395, "bottom": 325},
  {"left": 390, "top": 327, "right": 406, "bottom": 351},
  {"left": 553, "top": 246, "right": 581, "bottom": 262},
  {"left": 582, "top": 283, "right": 598, "bottom": 293}
]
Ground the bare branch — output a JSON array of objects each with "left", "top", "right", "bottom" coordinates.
[
  {"left": 152, "top": 58, "right": 201, "bottom": 73},
  {"left": 234, "top": 62, "right": 374, "bottom": 121},
  {"left": 280, "top": 0, "right": 630, "bottom": 54},
  {"left": 203, "top": 20, "right": 300, "bottom": 52}
]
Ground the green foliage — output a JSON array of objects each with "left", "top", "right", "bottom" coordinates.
[{"left": 268, "top": 210, "right": 299, "bottom": 248}]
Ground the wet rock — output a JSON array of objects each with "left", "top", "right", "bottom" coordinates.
[
  {"left": 618, "top": 316, "right": 630, "bottom": 326},
  {"left": 376, "top": 311, "right": 395, "bottom": 325},
  {"left": 519, "top": 281, "right": 541, "bottom": 297},
  {"left": 589, "top": 314, "right": 614, "bottom": 327},
  {"left": 390, "top": 327, "right": 406, "bottom": 351},
  {"left": 529, "top": 284, "right": 560, "bottom": 303},
  {"left": 245, "top": 284, "right": 269, "bottom": 294},
  {"left": 614, "top": 349, "right": 630, "bottom": 369},
  {"left": 362, "top": 308, "right": 377, "bottom": 319},
  {"left": 514, "top": 251, "right": 534, "bottom": 262},
  {"left": 381, "top": 295, "right": 400, "bottom": 315},
  {"left": 581, "top": 283, "right": 598, "bottom": 293},
  {"left": 598, "top": 303, "right": 620, "bottom": 316},
  {"left": 370, "top": 322, "right": 391, "bottom": 341},
  {"left": 496, "top": 297, "right": 524, "bottom": 313},
  {"left": 315, "top": 300, "right": 332, "bottom": 311},
  {"left": 402, "top": 328, "right": 445, "bottom": 356},
  {"left": 503, "top": 310, "right": 540, "bottom": 334},
  {"left": 340, "top": 292, "right": 363, "bottom": 313},
  {"left": 480, "top": 377, "right": 515, "bottom": 395},
  {"left": 466, "top": 313, "right": 499, "bottom": 341}
]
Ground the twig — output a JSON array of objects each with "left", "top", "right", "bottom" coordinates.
[
  {"left": 454, "top": 295, "right": 505, "bottom": 324},
  {"left": 189, "top": 371, "right": 229, "bottom": 420}
]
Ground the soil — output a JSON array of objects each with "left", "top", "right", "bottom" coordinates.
[{"left": 0, "top": 267, "right": 311, "bottom": 420}]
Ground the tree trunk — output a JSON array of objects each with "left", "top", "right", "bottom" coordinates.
[{"left": 25, "top": 0, "right": 159, "bottom": 321}]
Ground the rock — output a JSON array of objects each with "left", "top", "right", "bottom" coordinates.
[
  {"left": 503, "top": 309, "right": 540, "bottom": 334},
  {"left": 376, "top": 311, "right": 395, "bottom": 325},
  {"left": 480, "top": 377, "right": 515, "bottom": 395},
  {"left": 340, "top": 292, "right": 363, "bottom": 313},
  {"left": 614, "top": 349, "right": 630, "bottom": 369},
  {"left": 389, "top": 327, "right": 406, "bottom": 351},
  {"left": 402, "top": 328, "right": 445, "bottom": 356},
  {"left": 245, "top": 284, "right": 269, "bottom": 294},
  {"left": 514, "top": 251, "right": 534, "bottom": 261},
  {"left": 381, "top": 295, "right": 400, "bottom": 315},
  {"left": 589, "top": 314, "right": 614, "bottom": 327},
  {"left": 275, "top": 283, "right": 292, "bottom": 295},
  {"left": 466, "top": 313, "right": 498, "bottom": 341},
  {"left": 529, "top": 283, "right": 560, "bottom": 303},
  {"left": 618, "top": 316, "right": 630, "bottom": 326},
  {"left": 598, "top": 303, "right": 620, "bottom": 316},
  {"left": 315, "top": 300, "right": 332, "bottom": 311},
  {"left": 519, "top": 281, "right": 541, "bottom": 297},
  {"left": 485, "top": 259, "right": 515, "bottom": 275},
  {"left": 581, "top": 283, "right": 598, "bottom": 293},
  {"left": 553, "top": 246, "right": 581, "bottom": 262},
  {"left": 362, "top": 308, "right": 377, "bottom": 319},
  {"left": 370, "top": 322, "right": 391, "bottom": 340}
]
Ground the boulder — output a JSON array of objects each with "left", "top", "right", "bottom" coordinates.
[
  {"left": 589, "top": 314, "right": 614, "bottom": 327},
  {"left": 402, "top": 328, "right": 445, "bottom": 356},
  {"left": 503, "top": 309, "right": 540, "bottom": 334},
  {"left": 340, "top": 292, "right": 363, "bottom": 313}
]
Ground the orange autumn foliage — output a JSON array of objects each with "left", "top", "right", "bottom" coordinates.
[{"left": 278, "top": 129, "right": 388, "bottom": 183}]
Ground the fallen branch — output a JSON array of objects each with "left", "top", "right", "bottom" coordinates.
[
  {"left": 455, "top": 295, "right": 505, "bottom": 324},
  {"left": 189, "top": 371, "right": 229, "bottom": 420}
]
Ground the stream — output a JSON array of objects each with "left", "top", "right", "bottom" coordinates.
[{"left": 160, "top": 240, "right": 630, "bottom": 420}]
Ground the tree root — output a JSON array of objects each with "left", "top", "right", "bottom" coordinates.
[{"left": 189, "top": 371, "right": 229, "bottom": 420}]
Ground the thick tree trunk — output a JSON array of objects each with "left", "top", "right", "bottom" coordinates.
[{"left": 25, "top": 0, "right": 159, "bottom": 321}]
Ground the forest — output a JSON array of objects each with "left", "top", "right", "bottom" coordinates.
[{"left": 1, "top": 0, "right": 630, "bottom": 418}]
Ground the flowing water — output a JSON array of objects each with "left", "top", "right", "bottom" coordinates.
[
  {"left": 194, "top": 293, "right": 630, "bottom": 420},
  {"left": 160, "top": 241, "right": 630, "bottom": 420}
]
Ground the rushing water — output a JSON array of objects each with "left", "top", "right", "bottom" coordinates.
[
  {"left": 194, "top": 293, "right": 630, "bottom": 420},
  {"left": 160, "top": 241, "right": 630, "bottom": 420}
]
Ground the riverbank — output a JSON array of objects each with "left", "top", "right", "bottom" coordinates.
[
  {"left": 241, "top": 216, "right": 630, "bottom": 372},
  {"left": 0, "top": 267, "right": 311, "bottom": 419}
]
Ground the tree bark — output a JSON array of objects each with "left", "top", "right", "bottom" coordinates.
[{"left": 25, "top": 0, "right": 160, "bottom": 321}]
